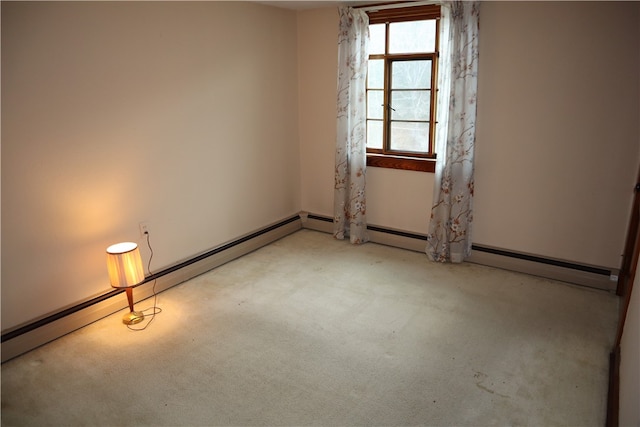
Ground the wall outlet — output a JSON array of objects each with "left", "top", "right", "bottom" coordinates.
[
  {"left": 139, "top": 222, "right": 151, "bottom": 237},
  {"left": 609, "top": 274, "right": 619, "bottom": 282}
]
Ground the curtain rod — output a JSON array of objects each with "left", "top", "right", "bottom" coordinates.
[{"left": 353, "top": 1, "right": 439, "bottom": 12}]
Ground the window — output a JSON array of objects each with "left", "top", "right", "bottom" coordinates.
[{"left": 365, "top": 5, "right": 440, "bottom": 173}]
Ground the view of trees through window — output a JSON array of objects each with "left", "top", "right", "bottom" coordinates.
[{"left": 366, "top": 13, "right": 439, "bottom": 163}]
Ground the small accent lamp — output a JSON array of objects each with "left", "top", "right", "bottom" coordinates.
[{"left": 106, "top": 242, "right": 146, "bottom": 325}]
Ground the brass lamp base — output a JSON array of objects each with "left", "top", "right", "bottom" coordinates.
[{"left": 122, "top": 311, "right": 144, "bottom": 325}]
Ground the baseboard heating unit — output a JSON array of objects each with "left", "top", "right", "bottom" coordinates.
[
  {"left": 301, "top": 212, "right": 429, "bottom": 253},
  {"left": 469, "top": 244, "right": 618, "bottom": 292}
]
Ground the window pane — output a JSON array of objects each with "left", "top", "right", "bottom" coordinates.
[
  {"left": 391, "top": 60, "right": 431, "bottom": 89},
  {"left": 367, "top": 59, "right": 384, "bottom": 89},
  {"left": 389, "top": 20, "right": 436, "bottom": 54},
  {"left": 391, "top": 90, "right": 430, "bottom": 121},
  {"left": 369, "top": 24, "right": 385, "bottom": 55},
  {"left": 367, "top": 120, "right": 383, "bottom": 149},
  {"left": 390, "top": 121, "right": 429, "bottom": 153},
  {"left": 368, "top": 90, "right": 384, "bottom": 120}
]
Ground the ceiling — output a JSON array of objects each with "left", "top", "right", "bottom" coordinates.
[
  {"left": 253, "top": 1, "right": 336, "bottom": 10},
  {"left": 255, "top": 1, "right": 377, "bottom": 10}
]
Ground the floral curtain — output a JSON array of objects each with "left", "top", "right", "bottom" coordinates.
[
  {"left": 426, "top": 1, "right": 480, "bottom": 263},
  {"left": 334, "top": 6, "right": 369, "bottom": 244}
]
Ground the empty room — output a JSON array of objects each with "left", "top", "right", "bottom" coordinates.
[{"left": 2, "top": 1, "right": 639, "bottom": 425}]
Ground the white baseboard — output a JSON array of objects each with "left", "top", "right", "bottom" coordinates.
[{"left": 1, "top": 215, "right": 302, "bottom": 363}]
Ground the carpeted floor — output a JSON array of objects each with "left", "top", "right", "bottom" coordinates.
[{"left": 1, "top": 229, "right": 618, "bottom": 426}]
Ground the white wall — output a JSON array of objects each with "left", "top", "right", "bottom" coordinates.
[
  {"left": 1, "top": 1, "right": 300, "bottom": 331},
  {"left": 474, "top": 1, "right": 639, "bottom": 268},
  {"left": 619, "top": 260, "right": 640, "bottom": 426},
  {"left": 298, "top": 7, "right": 338, "bottom": 217},
  {"left": 298, "top": 2, "right": 639, "bottom": 268}
]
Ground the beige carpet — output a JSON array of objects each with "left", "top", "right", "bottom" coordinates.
[{"left": 1, "top": 229, "right": 618, "bottom": 426}]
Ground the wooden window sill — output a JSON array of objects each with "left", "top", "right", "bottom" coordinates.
[{"left": 366, "top": 154, "right": 435, "bottom": 173}]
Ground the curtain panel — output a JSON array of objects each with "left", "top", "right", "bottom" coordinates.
[
  {"left": 334, "top": 7, "right": 370, "bottom": 244},
  {"left": 427, "top": 1, "right": 480, "bottom": 263}
]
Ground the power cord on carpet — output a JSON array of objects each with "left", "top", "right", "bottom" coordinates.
[{"left": 127, "top": 230, "right": 162, "bottom": 331}]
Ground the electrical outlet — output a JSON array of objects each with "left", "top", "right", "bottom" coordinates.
[{"left": 139, "top": 222, "right": 150, "bottom": 237}]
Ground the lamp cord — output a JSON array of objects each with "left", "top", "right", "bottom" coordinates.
[{"left": 127, "top": 231, "right": 162, "bottom": 331}]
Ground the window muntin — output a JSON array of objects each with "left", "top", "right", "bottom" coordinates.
[{"left": 365, "top": 5, "right": 440, "bottom": 172}]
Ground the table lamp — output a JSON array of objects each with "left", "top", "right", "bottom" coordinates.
[{"left": 106, "top": 242, "right": 146, "bottom": 325}]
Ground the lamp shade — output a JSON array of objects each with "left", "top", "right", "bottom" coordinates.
[{"left": 106, "top": 242, "right": 145, "bottom": 288}]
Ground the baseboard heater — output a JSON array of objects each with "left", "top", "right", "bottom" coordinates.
[
  {"left": 469, "top": 244, "right": 618, "bottom": 291},
  {"left": 303, "top": 213, "right": 429, "bottom": 252},
  {"left": 306, "top": 213, "right": 428, "bottom": 240},
  {"left": 302, "top": 212, "right": 618, "bottom": 292},
  {"left": 1, "top": 215, "right": 302, "bottom": 363},
  {"left": 471, "top": 244, "right": 611, "bottom": 276}
]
